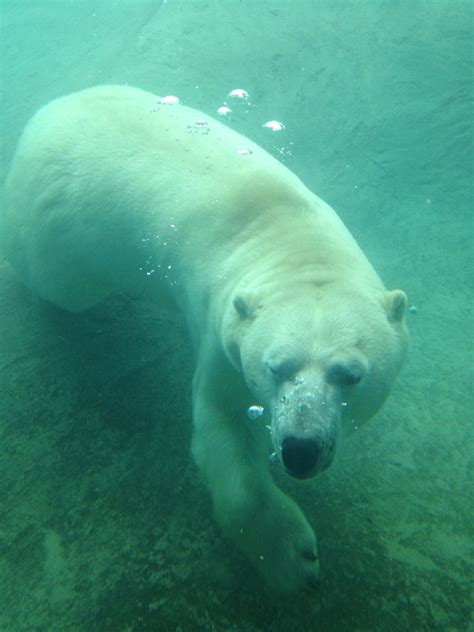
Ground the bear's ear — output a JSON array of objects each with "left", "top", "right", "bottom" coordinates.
[
  {"left": 233, "top": 292, "right": 258, "bottom": 320},
  {"left": 385, "top": 289, "right": 408, "bottom": 323}
]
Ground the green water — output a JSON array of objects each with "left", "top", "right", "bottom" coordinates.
[{"left": 0, "top": 1, "right": 472, "bottom": 631}]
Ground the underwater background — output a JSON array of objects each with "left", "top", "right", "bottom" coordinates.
[{"left": 0, "top": 1, "right": 472, "bottom": 631}]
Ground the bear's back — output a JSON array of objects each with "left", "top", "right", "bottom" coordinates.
[{"left": 1, "top": 85, "right": 375, "bottom": 312}]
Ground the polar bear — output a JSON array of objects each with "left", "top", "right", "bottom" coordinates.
[{"left": 1, "top": 86, "right": 408, "bottom": 593}]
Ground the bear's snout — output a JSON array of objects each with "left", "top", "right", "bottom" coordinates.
[
  {"left": 281, "top": 435, "right": 321, "bottom": 479},
  {"left": 272, "top": 378, "right": 340, "bottom": 478}
]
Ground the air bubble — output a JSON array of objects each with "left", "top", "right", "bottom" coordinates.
[
  {"left": 247, "top": 404, "right": 264, "bottom": 420},
  {"left": 263, "top": 120, "right": 285, "bottom": 132},
  {"left": 160, "top": 95, "right": 180, "bottom": 105},
  {"left": 228, "top": 88, "right": 249, "bottom": 99}
]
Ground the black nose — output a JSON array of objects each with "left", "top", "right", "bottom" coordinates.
[{"left": 281, "top": 436, "right": 320, "bottom": 479}]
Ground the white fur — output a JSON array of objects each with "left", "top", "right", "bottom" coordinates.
[{"left": 1, "top": 86, "right": 408, "bottom": 592}]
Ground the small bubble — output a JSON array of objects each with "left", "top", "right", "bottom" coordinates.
[
  {"left": 247, "top": 404, "right": 264, "bottom": 420},
  {"left": 217, "top": 105, "right": 232, "bottom": 116},
  {"left": 160, "top": 95, "right": 180, "bottom": 105},
  {"left": 228, "top": 88, "right": 249, "bottom": 99},
  {"left": 262, "top": 120, "right": 285, "bottom": 132}
]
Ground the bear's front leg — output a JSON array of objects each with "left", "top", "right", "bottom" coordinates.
[{"left": 191, "top": 357, "right": 320, "bottom": 594}]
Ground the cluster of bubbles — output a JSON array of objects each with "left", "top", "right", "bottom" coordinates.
[
  {"left": 138, "top": 224, "right": 182, "bottom": 287},
  {"left": 141, "top": 89, "right": 294, "bottom": 284},
  {"left": 218, "top": 88, "right": 289, "bottom": 158},
  {"left": 187, "top": 120, "right": 210, "bottom": 135},
  {"left": 217, "top": 89, "right": 285, "bottom": 131},
  {"left": 157, "top": 88, "right": 292, "bottom": 160}
]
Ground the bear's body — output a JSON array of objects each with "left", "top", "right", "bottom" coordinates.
[{"left": 1, "top": 86, "right": 408, "bottom": 593}]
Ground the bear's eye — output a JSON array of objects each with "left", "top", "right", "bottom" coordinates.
[
  {"left": 265, "top": 358, "right": 298, "bottom": 381},
  {"left": 326, "top": 362, "right": 362, "bottom": 388}
]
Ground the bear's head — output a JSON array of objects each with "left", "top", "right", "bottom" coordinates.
[{"left": 224, "top": 286, "right": 408, "bottom": 479}]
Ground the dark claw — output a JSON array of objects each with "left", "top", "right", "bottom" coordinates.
[{"left": 303, "top": 549, "right": 319, "bottom": 562}]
